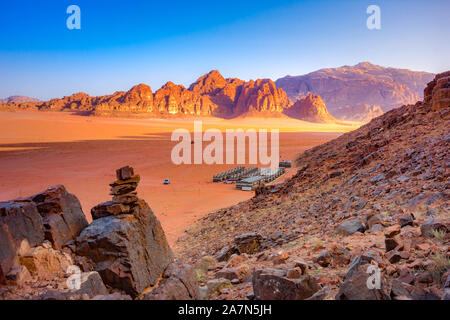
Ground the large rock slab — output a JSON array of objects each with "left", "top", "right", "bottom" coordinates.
[
  {"left": 76, "top": 199, "right": 173, "bottom": 297},
  {"left": 29, "top": 185, "right": 88, "bottom": 249},
  {"left": 0, "top": 200, "right": 45, "bottom": 280}
]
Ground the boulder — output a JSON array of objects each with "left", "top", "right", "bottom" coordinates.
[
  {"left": 398, "top": 213, "right": 414, "bottom": 228},
  {"left": 5, "top": 265, "right": 31, "bottom": 286},
  {"left": 29, "top": 185, "right": 88, "bottom": 249},
  {"left": 336, "top": 262, "right": 391, "bottom": 300},
  {"left": 252, "top": 269, "right": 320, "bottom": 300},
  {"left": 420, "top": 217, "right": 449, "bottom": 238},
  {"left": 76, "top": 199, "right": 173, "bottom": 297},
  {"left": 71, "top": 271, "right": 108, "bottom": 297},
  {"left": 206, "top": 278, "right": 232, "bottom": 297},
  {"left": 0, "top": 200, "right": 45, "bottom": 279},
  {"left": 143, "top": 262, "right": 199, "bottom": 300},
  {"left": 336, "top": 219, "right": 365, "bottom": 235},
  {"left": 215, "top": 265, "right": 250, "bottom": 283},
  {"left": 20, "top": 242, "right": 73, "bottom": 279}
]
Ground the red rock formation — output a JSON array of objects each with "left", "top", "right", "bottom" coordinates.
[
  {"left": 284, "top": 93, "right": 336, "bottom": 123},
  {"left": 0, "top": 71, "right": 293, "bottom": 119},
  {"left": 233, "top": 79, "right": 292, "bottom": 117},
  {"left": 424, "top": 71, "right": 450, "bottom": 110},
  {"left": 153, "top": 81, "right": 218, "bottom": 116},
  {"left": 189, "top": 70, "right": 228, "bottom": 95}
]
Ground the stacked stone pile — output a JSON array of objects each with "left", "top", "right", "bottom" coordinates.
[{"left": 91, "top": 166, "right": 141, "bottom": 220}]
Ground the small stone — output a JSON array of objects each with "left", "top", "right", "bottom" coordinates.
[
  {"left": 116, "top": 166, "right": 134, "bottom": 181},
  {"left": 385, "top": 250, "right": 402, "bottom": 264},
  {"left": 5, "top": 265, "right": 31, "bottom": 286},
  {"left": 206, "top": 278, "right": 232, "bottom": 296},
  {"left": 398, "top": 213, "right": 414, "bottom": 228},
  {"left": 336, "top": 219, "right": 365, "bottom": 235},
  {"left": 316, "top": 250, "right": 331, "bottom": 267},
  {"left": 384, "top": 225, "right": 401, "bottom": 238},
  {"left": 286, "top": 268, "right": 302, "bottom": 279},
  {"left": 385, "top": 237, "right": 399, "bottom": 252}
]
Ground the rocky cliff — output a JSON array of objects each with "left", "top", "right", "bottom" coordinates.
[{"left": 276, "top": 62, "right": 435, "bottom": 122}]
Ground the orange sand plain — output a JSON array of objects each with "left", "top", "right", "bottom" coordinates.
[{"left": 0, "top": 111, "right": 359, "bottom": 244}]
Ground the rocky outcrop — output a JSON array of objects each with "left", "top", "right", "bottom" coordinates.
[
  {"left": 0, "top": 201, "right": 45, "bottom": 283},
  {"left": 284, "top": 93, "right": 336, "bottom": 123},
  {"left": 424, "top": 71, "right": 450, "bottom": 110},
  {"left": 19, "top": 241, "right": 73, "bottom": 280},
  {"left": 142, "top": 262, "right": 199, "bottom": 300},
  {"left": 153, "top": 81, "right": 218, "bottom": 116},
  {"left": 76, "top": 166, "right": 174, "bottom": 297},
  {"left": 233, "top": 79, "right": 292, "bottom": 117},
  {"left": 276, "top": 62, "right": 434, "bottom": 121},
  {"left": 28, "top": 185, "right": 89, "bottom": 250}
]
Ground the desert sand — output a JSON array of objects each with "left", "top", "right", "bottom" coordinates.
[{"left": 0, "top": 111, "right": 359, "bottom": 244}]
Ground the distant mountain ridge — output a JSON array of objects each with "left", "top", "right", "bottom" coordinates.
[
  {"left": 0, "top": 95, "right": 40, "bottom": 104},
  {"left": 1, "top": 63, "right": 435, "bottom": 123},
  {"left": 0, "top": 70, "right": 296, "bottom": 120},
  {"left": 276, "top": 62, "right": 434, "bottom": 122}
]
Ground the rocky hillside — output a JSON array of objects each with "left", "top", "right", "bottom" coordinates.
[
  {"left": 175, "top": 71, "right": 449, "bottom": 300},
  {"left": 0, "top": 71, "right": 292, "bottom": 119},
  {"left": 276, "top": 62, "right": 434, "bottom": 122},
  {"left": 284, "top": 93, "right": 337, "bottom": 123}
]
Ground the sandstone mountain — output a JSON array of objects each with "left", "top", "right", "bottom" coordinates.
[
  {"left": 0, "top": 71, "right": 292, "bottom": 119},
  {"left": 276, "top": 62, "right": 435, "bottom": 122},
  {"left": 284, "top": 93, "right": 337, "bottom": 123}
]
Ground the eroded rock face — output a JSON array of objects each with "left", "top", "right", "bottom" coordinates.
[
  {"left": 424, "top": 71, "right": 450, "bottom": 110},
  {"left": 28, "top": 185, "right": 89, "bottom": 250}
]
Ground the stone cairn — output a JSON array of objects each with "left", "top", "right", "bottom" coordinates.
[{"left": 91, "top": 166, "right": 141, "bottom": 220}]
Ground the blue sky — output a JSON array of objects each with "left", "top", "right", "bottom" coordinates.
[{"left": 0, "top": 0, "right": 449, "bottom": 100}]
